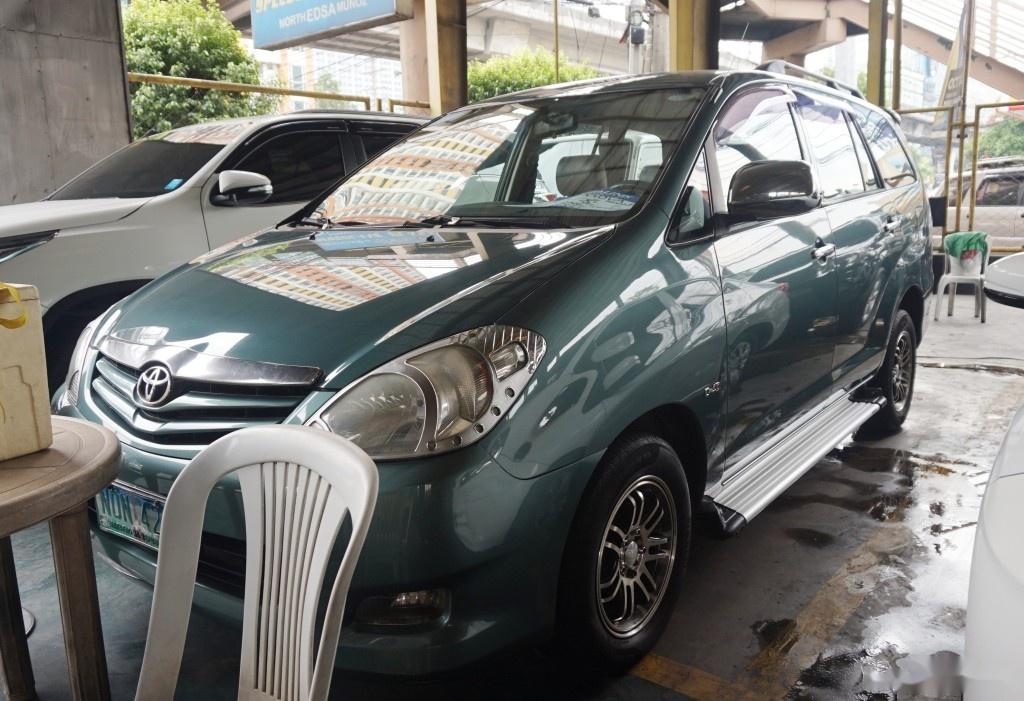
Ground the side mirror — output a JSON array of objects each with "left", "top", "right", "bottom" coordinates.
[
  {"left": 727, "top": 160, "right": 820, "bottom": 221},
  {"left": 212, "top": 170, "right": 272, "bottom": 206}
]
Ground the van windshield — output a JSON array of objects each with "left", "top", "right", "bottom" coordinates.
[
  {"left": 313, "top": 87, "right": 705, "bottom": 228},
  {"left": 48, "top": 121, "right": 245, "bottom": 200}
]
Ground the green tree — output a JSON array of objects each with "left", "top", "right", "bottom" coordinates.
[
  {"left": 977, "top": 119, "right": 1024, "bottom": 159},
  {"left": 123, "top": 0, "right": 276, "bottom": 138},
  {"left": 467, "top": 48, "right": 600, "bottom": 103}
]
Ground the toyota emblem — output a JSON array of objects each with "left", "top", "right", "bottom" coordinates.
[{"left": 135, "top": 364, "right": 173, "bottom": 407}]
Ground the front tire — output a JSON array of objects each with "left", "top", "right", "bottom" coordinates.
[
  {"left": 858, "top": 309, "right": 917, "bottom": 436},
  {"left": 556, "top": 433, "right": 691, "bottom": 671}
]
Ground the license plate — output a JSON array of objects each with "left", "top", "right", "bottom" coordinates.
[{"left": 95, "top": 483, "right": 165, "bottom": 550}]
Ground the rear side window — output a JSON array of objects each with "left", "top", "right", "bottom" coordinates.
[
  {"left": 713, "top": 89, "right": 803, "bottom": 206},
  {"left": 853, "top": 109, "right": 916, "bottom": 187},
  {"left": 236, "top": 131, "right": 347, "bottom": 204},
  {"left": 849, "top": 119, "right": 880, "bottom": 189},
  {"left": 798, "top": 102, "right": 865, "bottom": 199},
  {"left": 976, "top": 176, "right": 1023, "bottom": 206}
]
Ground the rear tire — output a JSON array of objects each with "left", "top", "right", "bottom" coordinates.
[
  {"left": 556, "top": 433, "right": 691, "bottom": 672},
  {"left": 857, "top": 309, "right": 917, "bottom": 437}
]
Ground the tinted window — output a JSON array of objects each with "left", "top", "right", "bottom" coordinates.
[
  {"left": 798, "top": 102, "right": 864, "bottom": 199},
  {"left": 50, "top": 139, "right": 222, "bottom": 200},
  {"left": 714, "top": 89, "right": 803, "bottom": 207},
  {"left": 853, "top": 108, "right": 916, "bottom": 187},
  {"left": 236, "top": 131, "right": 347, "bottom": 203},
  {"left": 977, "top": 176, "right": 1023, "bottom": 206}
]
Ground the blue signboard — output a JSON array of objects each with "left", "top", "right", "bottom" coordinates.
[{"left": 251, "top": 0, "right": 411, "bottom": 50}]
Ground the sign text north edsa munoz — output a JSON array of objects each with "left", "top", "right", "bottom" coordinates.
[{"left": 251, "top": 0, "right": 412, "bottom": 50}]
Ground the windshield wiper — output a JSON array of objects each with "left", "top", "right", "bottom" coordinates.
[
  {"left": 295, "top": 216, "right": 379, "bottom": 229},
  {"left": 399, "top": 214, "right": 520, "bottom": 229}
]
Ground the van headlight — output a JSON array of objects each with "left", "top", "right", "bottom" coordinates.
[
  {"left": 63, "top": 318, "right": 101, "bottom": 407},
  {"left": 62, "top": 308, "right": 120, "bottom": 407},
  {"left": 309, "top": 325, "right": 546, "bottom": 459}
]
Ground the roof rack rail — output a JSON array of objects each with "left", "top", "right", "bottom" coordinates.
[{"left": 757, "top": 60, "right": 865, "bottom": 100}]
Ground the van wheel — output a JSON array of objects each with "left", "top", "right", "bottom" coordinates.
[
  {"left": 857, "top": 309, "right": 917, "bottom": 437},
  {"left": 556, "top": 433, "right": 691, "bottom": 672}
]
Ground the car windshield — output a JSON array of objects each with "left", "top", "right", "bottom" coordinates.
[
  {"left": 312, "top": 87, "right": 706, "bottom": 228},
  {"left": 48, "top": 121, "right": 247, "bottom": 200}
]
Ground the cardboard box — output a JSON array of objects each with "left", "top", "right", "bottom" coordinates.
[{"left": 0, "top": 283, "right": 52, "bottom": 461}]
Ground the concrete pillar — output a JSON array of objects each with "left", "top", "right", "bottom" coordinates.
[
  {"left": 0, "top": 0, "right": 131, "bottom": 204},
  {"left": 400, "top": 0, "right": 466, "bottom": 115},
  {"left": 669, "top": 0, "right": 718, "bottom": 71},
  {"left": 426, "top": 0, "right": 467, "bottom": 114},
  {"left": 399, "top": 0, "right": 430, "bottom": 106},
  {"left": 650, "top": 9, "right": 671, "bottom": 73},
  {"left": 866, "top": 0, "right": 888, "bottom": 106}
]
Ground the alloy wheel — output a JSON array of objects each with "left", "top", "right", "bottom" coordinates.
[
  {"left": 891, "top": 329, "right": 914, "bottom": 413},
  {"left": 596, "top": 475, "right": 677, "bottom": 638}
]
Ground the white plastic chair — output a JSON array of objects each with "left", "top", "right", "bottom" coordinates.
[
  {"left": 134, "top": 425, "right": 378, "bottom": 701},
  {"left": 934, "top": 235, "right": 991, "bottom": 323}
]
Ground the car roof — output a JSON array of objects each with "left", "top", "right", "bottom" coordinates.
[
  {"left": 475, "top": 69, "right": 890, "bottom": 121},
  {"left": 155, "top": 110, "right": 423, "bottom": 136}
]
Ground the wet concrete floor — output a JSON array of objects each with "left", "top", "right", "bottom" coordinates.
[{"left": 11, "top": 303, "right": 1024, "bottom": 700}]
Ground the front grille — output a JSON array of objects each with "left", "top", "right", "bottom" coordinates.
[{"left": 89, "top": 354, "right": 310, "bottom": 446}]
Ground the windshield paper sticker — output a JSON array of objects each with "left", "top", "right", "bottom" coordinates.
[
  {"left": 164, "top": 178, "right": 185, "bottom": 191},
  {"left": 537, "top": 189, "right": 640, "bottom": 211}
]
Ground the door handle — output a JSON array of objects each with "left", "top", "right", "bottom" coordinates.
[
  {"left": 882, "top": 215, "right": 904, "bottom": 233},
  {"left": 812, "top": 243, "right": 836, "bottom": 260}
]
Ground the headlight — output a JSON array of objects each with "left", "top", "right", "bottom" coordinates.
[
  {"left": 0, "top": 231, "right": 56, "bottom": 264},
  {"left": 63, "top": 307, "right": 121, "bottom": 406},
  {"left": 310, "top": 325, "right": 546, "bottom": 459}
]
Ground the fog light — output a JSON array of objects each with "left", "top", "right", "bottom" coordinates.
[{"left": 354, "top": 589, "right": 450, "bottom": 632}]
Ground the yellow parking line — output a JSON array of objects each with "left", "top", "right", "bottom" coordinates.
[
  {"left": 743, "top": 524, "right": 912, "bottom": 696},
  {"left": 631, "top": 523, "right": 913, "bottom": 698},
  {"left": 631, "top": 653, "right": 762, "bottom": 701}
]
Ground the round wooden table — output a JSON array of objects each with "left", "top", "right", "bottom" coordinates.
[{"left": 0, "top": 416, "right": 119, "bottom": 701}]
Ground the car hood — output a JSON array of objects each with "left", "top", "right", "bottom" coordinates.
[
  {"left": 0, "top": 198, "right": 148, "bottom": 238},
  {"left": 107, "top": 226, "right": 609, "bottom": 388}
]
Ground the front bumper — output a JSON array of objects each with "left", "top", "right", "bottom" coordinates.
[{"left": 58, "top": 399, "right": 598, "bottom": 676}]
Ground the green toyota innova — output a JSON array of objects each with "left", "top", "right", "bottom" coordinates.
[{"left": 54, "top": 66, "right": 932, "bottom": 675}]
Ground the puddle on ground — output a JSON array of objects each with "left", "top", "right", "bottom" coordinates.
[
  {"left": 784, "top": 528, "right": 838, "bottom": 548},
  {"left": 919, "top": 360, "right": 1024, "bottom": 377},
  {"left": 786, "top": 650, "right": 888, "bottom": 700},
  {"left": 764, "top": 441, "right": 984, "bottom": 700}
]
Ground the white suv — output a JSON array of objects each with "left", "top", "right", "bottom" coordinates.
[
  {"left": 0, "top": 111, "right": 421, "bottom": 387},
  {"left": 938, "top": 158, "right": 1024, "bottom": 250}
]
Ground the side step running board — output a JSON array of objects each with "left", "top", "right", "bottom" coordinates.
[{"left": 712, "top": 393, "right": 884, "bottom": 532}]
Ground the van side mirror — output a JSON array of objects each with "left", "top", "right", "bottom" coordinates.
[
  {"left": 727, "top": 160, "right": 820, "bottom": 222},
  {"left": 212, "top": 170, "right": 273, "bottom": 206}
]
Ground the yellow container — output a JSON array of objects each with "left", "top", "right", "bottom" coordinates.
[{"left": 0, "top": 283, "right": 52, "bottom": 461}]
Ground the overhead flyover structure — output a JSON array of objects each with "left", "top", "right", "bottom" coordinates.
[{"left": 721, "top": 0, "right": 1024, "bottom": 101}]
